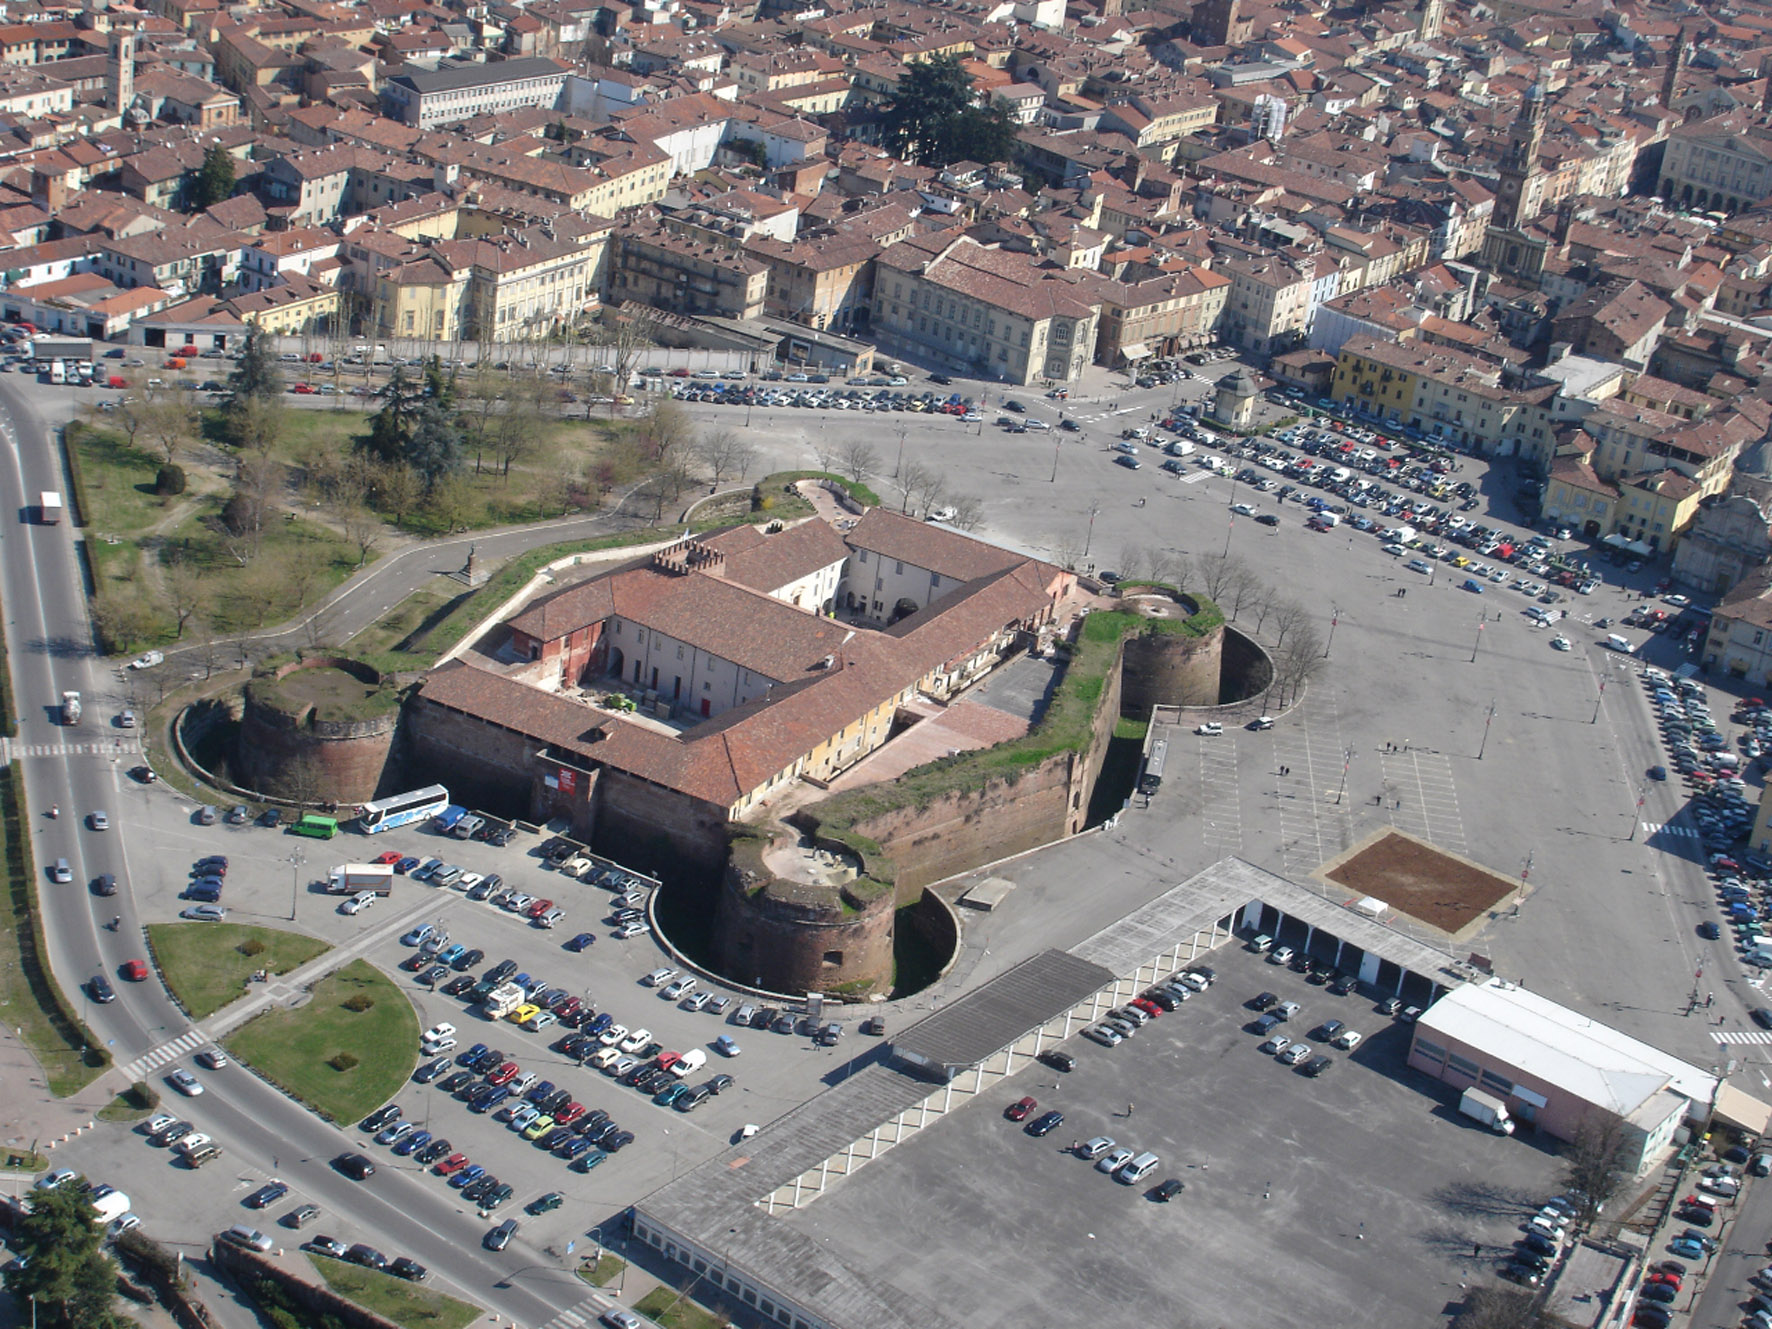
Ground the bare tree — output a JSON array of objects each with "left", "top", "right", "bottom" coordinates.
[
  {"left": 193, "top": 618, "right": 223, "bottom": 680},
  {"left": 370, "top": 462, "right": 420, "bottom": 526},
  {"left": 1118, "top": 544, "right": 1150, "bottom": 582},
  {"left": 1268, "top": 598, "right": 1309, "bottom": 649},
  {"left": 160, "top": 559, "right": 207, "bottom": 639},
  {"left": 1149, "top": 548, "right": 1185, "bottom": 588},
  {"left": 598, "top": 307, "right": 659, "bottom": 414},
  {"left": 1274, "top": 625, "right": 1324, "bottom": 707},
  {"left": 638, "top": 398, "right": 696, "bottom": 476},
  {"left": 227, "top": 393, "right": 285, "bottom": 462},
  {"left": 947, "top": 494, "right": 983, "bottom": 530},
  {"left": 731, "top": 437, "right": 757, "bottom": 481},
  {"left": 838, "top": 439, "right": 879, "bottom": 486},
  {"left": 893, "top": 459, "right": 930, "bottom": 514},
  {"left": 1224, "top": 556, "right": 1262, "bottom": 620},
  {"left": 1193, "top": 553, "right": 1238, "bottom": 604},
  {"left": 811, "top": 436, "right": 841, "bottom": 473},
  {"left": 493, "top": 376, "right": 549, "bottom": 480},
  {"left": 340, "top": 504, "right": 382, "bottom": 569},
  {"left": 137, "top": 387, "right": 200, "bottom": 465},
  {"left": 1559, "top": 1116, "right": 1630, "bottom": 1230},
  {"left": 697, "top": 428, "right": 748, "bottom": 486},
  {"left": 909, "top": 468, "right": 945, "bottom": 519},
  {"left": 1052, "top": 536, "right": 1083, "bottom": 571}
]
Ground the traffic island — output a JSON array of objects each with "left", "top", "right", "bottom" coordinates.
[
  {"left": 147, "top": 922, "right": 330, "bottom": 1020},
  {"left": 305, "top": 1253, "right": 481, "bottom": 1329},
  {"left": 225, "top": 959, "right": 416, "bottom": 1124}
]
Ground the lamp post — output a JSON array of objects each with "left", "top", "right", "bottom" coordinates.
[
  {"left": 1476, "top": 698, "right": 1496, "bottom": 760},
  {"left": 1082, "top": 504, "right": 1100, "bottom": 561},
  {"left": 1334, "top": 747, "right": 1353, "bottom": 805},
  {"left": 1324, "top": 607, "right": 1339, "bottom": 658},
  {"left": 288, "top": 850, "right": 304, "bottom": 921},
  {"left": 1591, "top": 678, "right": 1605, "bottom": 724},
  {"left": 1470, "top": 617, "right": 1484, "bottom": 663}
]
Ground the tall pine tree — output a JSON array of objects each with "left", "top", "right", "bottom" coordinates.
[{"left": 880, "top": 54, "right": 1017, "bottom": 168}]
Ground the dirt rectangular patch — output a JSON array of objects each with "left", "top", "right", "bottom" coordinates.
[{"left": 1323, "top": 830, "right": 1515, "bottom": 934}]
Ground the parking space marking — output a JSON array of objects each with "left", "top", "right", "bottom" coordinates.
[
  {"left": 117, "top": 1028, "right": 207, "bottom": 1082},
  {"left": 1269, "top": 692, "right": 1354, "bottom": 876},
  {"left": 1712, "top": 1031, "right": 1772, "bottom": 1044},
  {"left": 1197, "top": 738, "right": 1242, "bottom": 857},
  {"left": 1379, "top": 751, "right": 1468, "bottom": 855}
]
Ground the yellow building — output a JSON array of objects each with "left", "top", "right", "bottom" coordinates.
[{"left": 1331, "top": 332, "right": 1548, "bottom": 456}]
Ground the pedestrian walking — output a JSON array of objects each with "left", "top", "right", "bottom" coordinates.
[{"left": 1127, "top": 1101, "right": 1135, "bottom": 1118}]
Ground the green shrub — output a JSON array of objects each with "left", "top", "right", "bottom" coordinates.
[
  {"left": 238, "top": 938, "right": 266, "bottom": 957},
  {"left": 341, "top": 993, "right": 373, "bottom": 1013},
  {"left": 328, "top": 1051, "right": 359, "bottom": 1071},
  {"left": 154, "top": 464, "right": 185, "bottom": 495}
]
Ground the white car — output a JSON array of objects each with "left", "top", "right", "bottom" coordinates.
[
  {"left": 455, "top": 872, "right": 482, "bottom": 892},
  {"left": 339, "top": 891, "right": 376, "bottom": 915},
  {"left": 421, "top": 1022, "right": 456, "bottom": 1046},
  {"left": 503, "top": 893, "right": 534, "bottom": 914},
  {"left": 618, "top": 1027, "right": 652, "bottom": 1053},
  {"left": 661, "top": 976, "right": 696, "bottom": 1000},
  {"left": 598, "top": 1023, "right": 629, "bottom": 1047},
  {"left": 614, "top": 921, "right": 648, "bottom": 939},
  {"left": 179, "top": 904, "right": 226, "bottom": 922},
  {"left": 1084, "top": 1024, "right": 1124, "bottom": 1047},
  {"left": 642, "top": 967, "right": 677, "bottom": 987},
  {"left": 168, "top": 1068, "right": 203, "bottom": 1096},
  {"left": 1278, "top": 1042, "right": 1312, "bottom": 1065},
  {"left": 1096, "top": 1146, "right": 1135, "bottom": 1175},
  {"left": 1331, "top": 1029, "right": 1363, "bottom": 1051},
  {"left": 172, "top": 1134, "right": 212, "bottom": 1156},
  {"left": 89, "top": 811, "right": 110, "bottom": 831},
  {"left": 586, "top": 1046, "right": 620, "bottom": 1069},
  {"left": 129, "top": 651, "right": 164, "bottom": 670},
  {"left": 1268, "top": 945, "right": 1295, "bottom": 966},
  {"left": 1195, "top": 722, "right": 1223, "bottom": 736},
  {"left": 1260, "top": 1034, "right": 1292, "bottom": 1055}
]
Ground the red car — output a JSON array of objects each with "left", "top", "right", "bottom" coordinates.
[
  {"left": 486, "top": 1061, "right": 519, "bottom": 1087},
  {"left": 121, "top": 959, "right": 149, "bottom": 982},
  {"left": 1130, "top": 997, "right": 1164, "bottom": 1017},
  {"left": 525, "top": 898, "right": 554, "bottom": 920},
  {"left": 1645, "top": 1272, "right": 1681, "bottom": 1290},
  {"left": 373, "top": 850, "right": 403, "bottom": 865},
  {"left": 434, "top": 1152, "right": 469, "bottom": 1176},
  {"left": 655, "top": 1051, "right": 681, "bottom": 1073},
  {"left": 1005, "top": 1096, "right": 1036, "bottom": 1122},
  {"left": 554, "top": 1102, "right": 585, "bottom": 1126},
  {"left": 551, "top": 996, "right": 581, "bottom": 1020},
  {"left": 290, "top": 383, "right": 314, "bottom": 394}
]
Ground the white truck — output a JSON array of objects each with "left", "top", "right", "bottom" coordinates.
[
  {"left": 325, "top": 864, "right": 395, "bottom": 896},
  {"left": 38, "top": 491, "right": 61, "bottom": 524},
  {"left": 89, "top": 1190, "right": 131, "bottom": 1225},
  {"left": 61, "top": 691, "right": 81, "bottom": 725},
  {"left": 1459, "top": 1087, "right": 1515, "bottom": 1135},
  {"left": 482, "top": 981, "right": 526, "bottom": 1020}
]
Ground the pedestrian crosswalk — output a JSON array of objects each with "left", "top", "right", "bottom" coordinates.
[
  {"left": 118, "top": 1028, "right": 207, "bottom": 1082},
  {"left": 535, "top": 1296, "right": 610, "bottom": 1329},
  {"left": 1711, "top": 1030, "right": 1772, "bottom": 1045},
  {"left": 1641, "top": 822, "right": 1699, "bottom": 840},
  {"left": 0, "top": 739, "right": 140, "bottom": 761}
]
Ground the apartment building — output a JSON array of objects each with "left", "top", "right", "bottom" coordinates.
[
  {"left": 611, "top": 226, "right": 769, "bottom": 322},
  {"left": 743, "top": 234, "right": 878, "bottom": 335},
  {"left": 381, "top": 57, "right": 569, "bottom": 129},
  {"left": 1215, "top": 249, "right": 1319, "bottom": 358},
  {"left": 1081, "top": 265, "right": 1230, "bottom": 365},
  {"left": 1330, "top": 332, "right": 1551, "bottom": 457},
  {"left": 871, "top": 233, "right": 1099, "bottom": 385}
]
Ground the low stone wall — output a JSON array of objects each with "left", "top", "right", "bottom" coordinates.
[{"left": 209, "top": 1240, "right": 405, "bottom": 1329}]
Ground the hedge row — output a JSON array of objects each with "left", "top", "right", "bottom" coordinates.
[
  {"left": 61, "top": 420, "right": 92, "bottom": 528},
  {"left": 0, "top": 621, "right": 13, "bottom": 737}
]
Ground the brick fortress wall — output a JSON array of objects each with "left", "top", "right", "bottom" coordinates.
[{"left": 234, "top": 658, "right": 398, "bottom": 804}]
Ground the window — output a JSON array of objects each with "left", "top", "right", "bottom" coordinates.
[
  {"left": 676, "top": 644, "right": 684, "bottom": 659},
  {"left": 1446, "top": 1053, "right": 1481, "bottom": 1080},
  {"left": 894, "top": 560, "right": 903, "bottom": 574}
]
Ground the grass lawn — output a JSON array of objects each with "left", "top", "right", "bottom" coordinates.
[
  {"left": 147, "top": 922, "right": 329, "bottom": 1020},
  {"left": 227, "top": 959, "right": 416, "bottom": 1124},
  {"left": 577, "top": 1255, "right": 624, "bottom": 1288},
  {"left": 634, "top": 1287, "right": 724, "bottom": 1329},
  {"left": 71, "top": 420, "right": 368, "bottom": 652},
  {"left": 97, "top": 1083, "right": 159, "bottom": 1123},
  {"left": 308, "top": 1253, "right": 480, "bottom": 1329},
  {"left": 0, "top": 766, "right": 108, "bottom": 1096}
]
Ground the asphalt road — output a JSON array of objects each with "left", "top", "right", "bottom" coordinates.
[{"left": 0, "top": 374, "right": 598, "bottom": 1326}]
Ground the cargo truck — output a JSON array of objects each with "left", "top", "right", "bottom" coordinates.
[
  {"left": 1459, "top": 1087, "right": 1515, "bottom": 1135},
  {"left": 61, "top": 691, "right": 81, "bottom": 725},
  {"left": 482, "top": 981, "right": 526, "bottom": 1020},
  {"left": 325, "top": 864, "right": 396, "bottom": 895},
  {"left": 90, "top": 1190, "right": 131, "bottom": 1225},
  {"left": 38, "top": 491, "right": 61, "bottom": 523}
]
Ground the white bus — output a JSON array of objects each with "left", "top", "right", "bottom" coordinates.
[{"left": 357, "top": 785, "right": 450, "bottom": 834}]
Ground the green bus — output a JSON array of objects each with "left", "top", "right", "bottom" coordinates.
[{"left": 292, "top": 813, "right": 339, "bottom": 840}]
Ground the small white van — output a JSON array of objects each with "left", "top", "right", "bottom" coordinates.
[{"left": 1606, "top": 634, "right": 1634, "bottom": 654}]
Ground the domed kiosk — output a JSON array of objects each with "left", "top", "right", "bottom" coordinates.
[{"left": 1213, "top": 367, "right": 1260, "bottom": 430}]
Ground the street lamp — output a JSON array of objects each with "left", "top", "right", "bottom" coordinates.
[
  {"left": 1323, "top": 606, "right": 1339, "bottom": 658},
  {"left": 1334, "top": 747, "right": 1353, "bottom": 805},
  {"left": 288, "top": 850, "right": 304, "bottom": 921},
  {"left": 1476, "top": 698, "right": 1496, "bottom": 760}
]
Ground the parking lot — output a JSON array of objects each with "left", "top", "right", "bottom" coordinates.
[
  {"left": 788, "top": 943, "right": 1562, "bottom": 1329},
  {"left": 112, "top": 811, "right": 878, "bottom": 1251}
]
